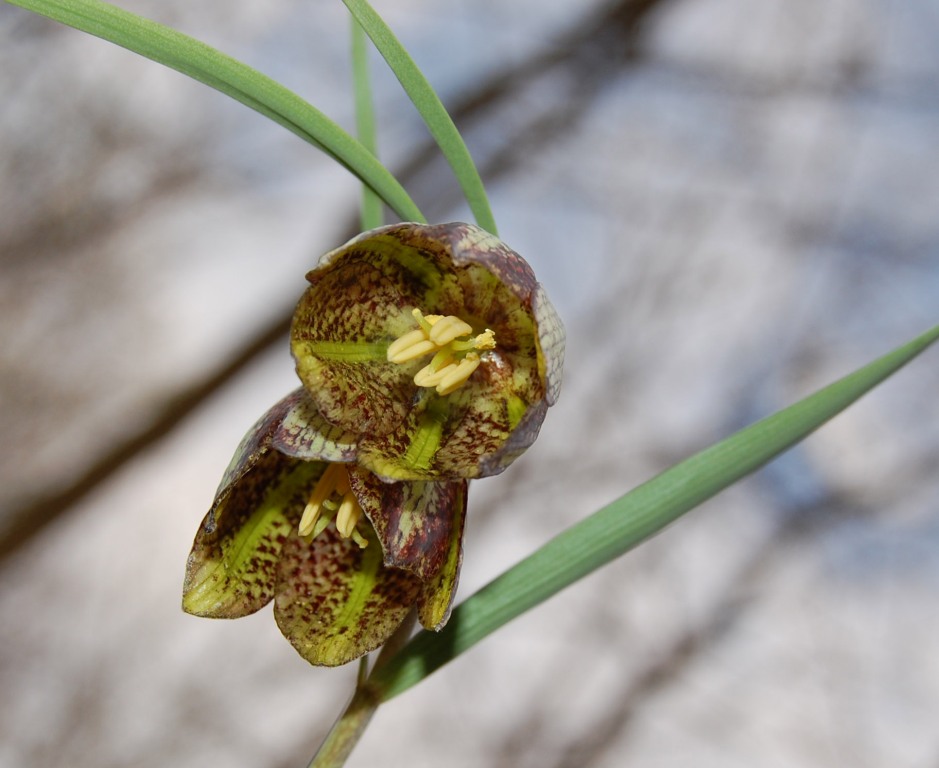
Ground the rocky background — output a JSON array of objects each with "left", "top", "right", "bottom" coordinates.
[{"left": 1, "top": 1, "right": 938, "bottom": 766}]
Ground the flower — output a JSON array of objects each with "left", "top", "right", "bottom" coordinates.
[
  {"left": 291, "top": 221, "right": 564, "bottom": 481},
  {"left": 183, "top": 389, "right": 465, "bottom": 666},
  {"left": 182, "top": 222, "right": 563, "bottom": 666}
]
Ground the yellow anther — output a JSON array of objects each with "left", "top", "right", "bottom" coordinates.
[
  {"left": 298, "top": 463, "right": 343, "bottom": 537},
  {"left": 436, "top": 353, "right": 481, "bottom": 395},
  {"left": 414, "top": 359, "right": 456, "bottom": 388},
  {"left": 387, "top": 328, "right": 426, "bottom": 360},
  {"left": 389, "top": 308, "right": 497, "bottom": 395},
  {"left": 298, "top": 464, "right": 367, "bottom": 547},
  {"left": 387, "top": 331, "right": 437, "bottom": 363},
  {"left": 429, "top": 315, "right": 474, "bottom": 346},
  {"left": 297, "top": 505, "right": 320, "bottom": 539},
  {"left": 336, "top": 491, "right": 362, "bottom": 538}
]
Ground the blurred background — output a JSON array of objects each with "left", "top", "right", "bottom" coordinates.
[{"left": 2, "top": 0, "right": 938, "bottom": 766}]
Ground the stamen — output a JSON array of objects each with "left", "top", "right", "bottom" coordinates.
[
  {"left": 388, "top": 309, "right": 497, "bottom": 395},
  {"left": 387, "top": 330, "right": 437, "bottom": 364},
  {"left": 429, "top": 315, "right": 473, "bottom": 346},
  {"left": 335, "top": 491, "right": 361, "bottom": 538},
  {"left": 311, "top": 513, "right": 332, "bottom": 539},
  {"left": 297, "top": 464, "right": 368, "bottom": 547},
  {"left": 412, "top": 308, "right": 443, "bottom": 334},
  {"left": 387, "top": 329, "right": 426, "bottom": 361},
  {"left": 298, "top": 504, "right": 320, "bottom": 538},
  {"left": 414, "top": 360, "right": 456, "bottom": 388},
  {"left": 436, "top": 353, "right": 481, "bottom": 395},
  {"left": 298, "top": 463, "right": 344, "bottom": 537}
]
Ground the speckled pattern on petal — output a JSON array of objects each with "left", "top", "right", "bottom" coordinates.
[
  {"left": 355, "top": 348, "right": 545, "bottom": 480},
  {"left": 289, "top": 222, "right": 564, "bottom": 480},
  {"left": 271, "top": 388, "right": 358, "bottom": 463},
  {"left": 347, "top": 465, "right": 465, "bottom": 581},
  {"left": 416, "top": 481, "right": 466, "bottom": 631},
  {"left": 183, "top": 451, "right": 323, "bottom": 618},
  {"left": 273, "top": 526, "right": 421, "bottom": 667}
]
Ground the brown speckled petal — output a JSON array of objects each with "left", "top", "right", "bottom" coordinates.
[
  {"left": 290, "top": 222, "right": 564, "bottom": 478},
  {"left": 183, "top": 450, "right": 324, "bottom": 618},
  {"left": 271, "top": 388, "right": 358, "bottom": 463},
  {"left": 291, "top": 230, "right": 460, "bottom": 436},
  {"left": 273, "top": 526, "right": 421, "bottom": 666},
  {"left": 355, "top": 349, "right": 545, "bottom": 480},
  {"left": 346, "top": 467, "right": 465, "bottom": 581},
  {"left": 416, "top": 481, "right": 466, "bottom": 631}
]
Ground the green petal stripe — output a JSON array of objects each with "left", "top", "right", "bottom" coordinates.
[
  {"left": 183, "top": 458, "right": 322, "bottom": 617},
  {"left": 298, "top": 341, "right": 390, "bottom": 362},
  {"left": 274, "top": 526, "right": 421, "bottom": 667}
]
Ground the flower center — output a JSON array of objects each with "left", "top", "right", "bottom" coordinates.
[
  {"left": 387, "top": 308, "right": 496, "bottom": 395},
  {"left": 298, "top": 464, "right": 368, "bottom": 548}
]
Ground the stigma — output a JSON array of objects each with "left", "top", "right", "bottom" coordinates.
[
  {"left": 387, "top": 308, "right": 496, "bottom": 395},
  {"left": 298, "top": 464, "right": 368, "bottom": 548}
]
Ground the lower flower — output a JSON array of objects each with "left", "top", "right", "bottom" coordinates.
[{"left": 182, "top": 390, "right": 465, "bottom": 666}]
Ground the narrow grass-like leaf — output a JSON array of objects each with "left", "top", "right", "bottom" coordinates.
[
  {"left": 342, "top": 0, "right": 498, "bottom": 235},
  {"left": 351, "top": 16, "right": 383, "bottom": 231},
  {"left": 371, "top": 322, "right": 939, "bottom": 700},
  {"left": 9, "top": 0, "right": 425, "bottom": 223}
]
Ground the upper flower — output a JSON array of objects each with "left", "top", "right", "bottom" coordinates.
[{"left": 290, "top": 222, "right": 565, "bottom": 481}]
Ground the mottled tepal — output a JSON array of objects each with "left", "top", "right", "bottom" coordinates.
[{"left": 183, "top": 222, "right": 565, "bottom": 666}]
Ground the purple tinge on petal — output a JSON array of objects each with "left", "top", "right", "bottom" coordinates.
[
  {"left": 416, "top": 480, "right": 466, "bottom": 631},
  {"left": 271, "top": 388, "right": 358, "bottom": 463},
  {"left": 347, "top": 465, "right": 465, "bottom": 582},
  {"left": 532, "top": 284, "right": 565, "bottom": 406},
  {"left": 477, "top": 399, "right": 550, "bottom": 478},
  {"left": 214, "top": 389, "right": 303, "bottom": 495},
  {"left": 292, "top": 222, "right": 564, "bottom": 479}
]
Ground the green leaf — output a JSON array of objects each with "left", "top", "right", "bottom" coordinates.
[
  {"left": 9, "top": 0, "right": 425, "bottom": 223},
  {"left": 342, "top": 0, "right": 498, "bottom": 235},
  {"left": 370, "top": 322, "right": 939, "bottom": 700},
  {"left": 350, "top": 16, "right": 384, "bottom": 231}
]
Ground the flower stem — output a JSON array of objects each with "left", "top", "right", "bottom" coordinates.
[
  {"left": 306, "top": 611, "right": 418, "bottom": 767},
  {"left": 306, "top": 686, "right": 380, "bottom": 768}
]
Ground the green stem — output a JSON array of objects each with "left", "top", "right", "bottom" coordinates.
[
  {"left": 306, "top": 686, "right": 379, "bottom": 768},
  {"left": 307, "top": 611, "right": 417, "bottom": 768}
]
